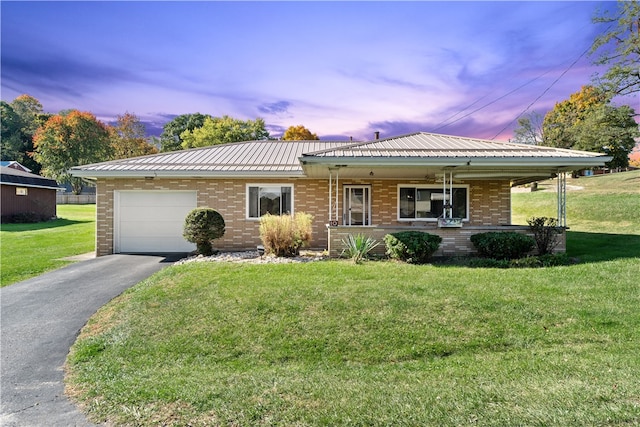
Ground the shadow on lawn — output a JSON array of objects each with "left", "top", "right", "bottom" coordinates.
[
  {"left": 1, "top": 218, "right": 91, "bottom": 232},
  {"left": 566, "top": 231, "right": 640, "bottom": 263}
]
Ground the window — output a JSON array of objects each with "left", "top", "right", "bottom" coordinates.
[
  {"left": 247, "top": 185, "right": 293, "bottom": 218},
  {"left": 398, "top": 185, "right": 468, "bottom": 221},
  {"left": 16, "top": 187, "right": 28, "bottom": 196}
]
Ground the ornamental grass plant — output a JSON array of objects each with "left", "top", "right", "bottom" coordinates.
[
  {"left": 259, "top": 212, "right": 313, "bottom": 257},
  {"left": 340, "top": 233, "right": 380, "bottom": 264}
]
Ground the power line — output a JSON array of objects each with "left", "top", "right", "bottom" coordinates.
[
  {"left": 431, "top": 69, "right": 552, "bottom": 133},
  {"left": 492, "top": 22, "right": 615, "bottom": 140},
  {"left": 490, "top": 43, "right": 592, "bottom": 140}
]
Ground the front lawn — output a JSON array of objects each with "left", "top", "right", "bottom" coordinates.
[
  {"left": 66, "top": 172, "right": 640, "bottom": 425},
  {"left": 67, "top": 260, "right": 640, "bottom": 426},
  {"left": 0, "top": 204, "right": 96, "bottom": 287}
]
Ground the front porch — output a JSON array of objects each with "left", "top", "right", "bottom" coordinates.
[{"left": 327, "top": 224, "right": 566, "bottom": 258}]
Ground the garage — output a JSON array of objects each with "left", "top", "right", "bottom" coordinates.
[{"left": 114, "top": 191, "right": 197, "bottom": 253}]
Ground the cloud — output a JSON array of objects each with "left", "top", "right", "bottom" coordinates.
[
  {"left": 258, "top": 101, "right": 291, "bottom": 116},
  {"left": 0, "top": 51, "right": 141, "bottom": 99},
  {"left": 266, "top": 123, "right": 287, "bottom": 138}
]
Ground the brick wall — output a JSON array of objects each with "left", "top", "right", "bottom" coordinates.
[
  {"left": 95, "top": 177, "right": 520, "bottom": 257},
  {"left": 95, "top": 177, "right": 332, "bottom": 256},
  {"left": 327, "top": 225, "right": 566, "bottom": 258}
]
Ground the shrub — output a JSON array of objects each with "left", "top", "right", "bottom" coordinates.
[
  {"left": 527, "top": 216, "right": 563, "bottom": 255},
  {"left": 183, "top": 208, "right": 225, "bottom": 256},
  {"left": 341, "top": 234, "right": 380, "bottom": 264},
  {"left": 0, "top": 212, "right": 50, "bottom": 223},
  {"left": 259, "top": 212, "right": 313, "bottom": 257},
  {"left": 537, "top": 252, "right": 573, "bottom": 267},
  {"left": 384, "top": 231, "right": 442, "bottom": 264},
  {"left": 470, "top": 232, "right": 535, "bottom": 260}
]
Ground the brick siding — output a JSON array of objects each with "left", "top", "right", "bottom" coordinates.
[{"left": 94, "top": 177, "right": 564, "bottom": 257}]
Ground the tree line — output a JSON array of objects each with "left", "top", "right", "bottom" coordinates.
[
  {"left": 1, "top": 97, "right": 160, "bottom": 193},
  {"left": 1, "top": 95, "right": 319, "bottom": 193}
]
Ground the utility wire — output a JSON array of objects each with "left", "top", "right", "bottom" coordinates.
[
  {"left": 431, "top": 69, "right": 552, "bottom": 133},
  {"left": 491, "top": 22, "right": 615, "bottom": 140},
  {"left": 490, "top": 43, "right": 592, "bottom": 140},
  {"left": 430, "top": 91, "right": 493, "bottom": 131}
]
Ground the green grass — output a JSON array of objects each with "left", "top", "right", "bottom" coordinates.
[
  {"left": 66, "top": 171, "right": 640, "bottom": 426},
  {"left": 512, "top": 170, "right": 640, "bottom": 235},
  {"left": 512, "top": 170, "right": 640, "bottom": 263},
  {"left": 0, "top": 204, "right": 95, "bottom": 286}
]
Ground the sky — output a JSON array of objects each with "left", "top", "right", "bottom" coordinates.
[{"left": 1, "top": 1, "right": 633, "bottom": 142}]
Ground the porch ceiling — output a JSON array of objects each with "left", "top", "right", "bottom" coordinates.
[{"left": 300, "top": 162, "right": 572, "bottom": 185}]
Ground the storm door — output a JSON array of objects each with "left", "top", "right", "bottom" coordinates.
[{"left": 343, "top": 185, "right": 371, "bottom": 226}]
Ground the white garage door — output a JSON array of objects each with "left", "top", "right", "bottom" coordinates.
[{"left": 115, "top": 191, "right": 197, "bottom": 253}]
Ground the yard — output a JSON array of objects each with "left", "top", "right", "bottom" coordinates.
[
  {"left": 66, "top": 171, "right": 640, "bottom": 426},
  {"left": 0, "top": 204, "right": 96, "bottom": 287}
]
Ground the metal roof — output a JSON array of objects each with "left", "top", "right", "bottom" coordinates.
[
  {"left": 71, "top": 140, "right": 350, "bottom": 178},
  {"left": 1, "top": 167, "right": 59, "bottom": 189},
  {"left": 302, "top": 132, "right": 608, "bottom": 159},
  {"left": 70, "top": 133, "right": 611, "bottom": 180}
]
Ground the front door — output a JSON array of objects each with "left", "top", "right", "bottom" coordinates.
[{"left": 343, "top": 185, "right": 371, "bottom": 225}]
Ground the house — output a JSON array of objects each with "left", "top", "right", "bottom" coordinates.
[
  {"left": 0, "top": 161, "right": 31, "bottom": 172},
  {"left": 1, "top": 166, "right": 59, "bottom": 222},
  {"left": 70, "top": 132, "right": 610, "bottom": 257}
]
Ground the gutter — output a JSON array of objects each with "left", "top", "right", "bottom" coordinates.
[
  {"left": 299, "top": 156, "right": 612, "bottom": 169},
  {"left": 69, "top": 169, "right": 308, "bottom": 179}
]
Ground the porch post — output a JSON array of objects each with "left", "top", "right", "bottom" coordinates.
[
  {"left": 329, "top": 170, "right": 333, "bottom": 222},
  {"left": 557, "top": 171, "right": 567, "bottom": 227},
  {"left": 335, "top": 169, "right": 339, "bottom": 222}
]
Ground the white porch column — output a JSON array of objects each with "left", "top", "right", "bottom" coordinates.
[
  {"left": 329, "top": 171, "right": 332, "bottom": 222},
  {"left": 557, "top": 172, "right": 567, "bottom": 227},
  {"left": 327, "top": 168, "right": 339, "bottom": 223}
]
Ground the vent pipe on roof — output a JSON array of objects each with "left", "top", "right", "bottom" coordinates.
[{"left": 374, "top": 131, "right": 380, "bottom": 140}]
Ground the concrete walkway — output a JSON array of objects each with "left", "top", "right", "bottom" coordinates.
[{"left": 1, "top": 254, "right": 184, "bottom": 426}]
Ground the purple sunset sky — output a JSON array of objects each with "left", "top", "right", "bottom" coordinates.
[{"left": 1, "top": 1, "right": 632, "bottom": 141}]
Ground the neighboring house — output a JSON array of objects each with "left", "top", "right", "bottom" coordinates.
[
  {"left": 1, "top": 166, "right": 59, "bottom": 222},
  {"left": 70, "top": 132, "right": 610, "bottom": 257},
  {"left": 0, "top": 161, "right": 31, "bottom": 173}
]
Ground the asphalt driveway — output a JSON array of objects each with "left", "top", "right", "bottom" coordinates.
[{"left": 1, "top": 253, "right": 184, "bottom": 427}]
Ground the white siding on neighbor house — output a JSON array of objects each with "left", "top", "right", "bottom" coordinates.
[{"left": 114, "top": 190, "right": 197, "bottom": 253}]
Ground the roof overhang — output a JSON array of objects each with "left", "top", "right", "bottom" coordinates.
[
  {"left": 299, "top": 155, "right": 612, "bottom": 184},
  {"left": 0, "top": 181, "right": 62, "bottom": 190}
]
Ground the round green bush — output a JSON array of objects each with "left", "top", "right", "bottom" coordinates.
[
  {"left": 470, "top": 231, "right": 535, "bottom": 260},
  {"left": 383, "top": 231, "right": 442, "bottom": 264},
  {"left": 183, "top": 208, "right": 225, "bottom": 256}
]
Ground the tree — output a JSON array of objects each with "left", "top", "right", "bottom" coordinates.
[
  {"left": 180, "top": 116, "right": 270, "bottom": 149},
  {"left": 0, "top": 102, "right": 24, "bottom": 163},
  {"left": 110, "top": 112, "right": 158, "bottom": 159},
  {"left": 0, "top": 95, "right": 47, "bottom": 173},
  {"left": 282, "top": 125, "right": 319, "bottom": 140},
  {"left": 590, "top": 0, "right": 640, "bottom": 96},
  {"left": 511, "top": 111, "right": 544, "bottom": 145},
  {"left": 542, "top": 85, "right": 609, "bottom": 149},
  {"left": 159, "top": 113, "right": 211, "bottom": 152},
  {"left": 571, "top": 103, "right": 638, "bottom": 169},
  {"left": 542, "top": 85, "right": 639, "bottom": 169},
  {"left": 32, "top": 111, "right": 113, "bottom": 193}
]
